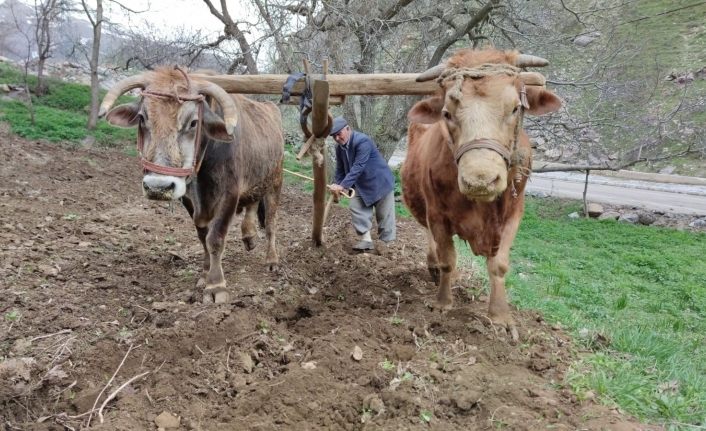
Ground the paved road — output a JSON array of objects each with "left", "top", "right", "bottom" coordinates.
[
  {"left": 527, "top": 172, "right": 706, "bottom": 215},
  {"left": 390, "top": 149, "right": 706, "bottom": 215}
]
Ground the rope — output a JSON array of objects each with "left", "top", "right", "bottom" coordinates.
[{"left": 283, "top": 168, "right": 355, "bottom": 198}]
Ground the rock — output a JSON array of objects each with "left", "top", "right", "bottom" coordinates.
[
  {"left": 573, "top": 31, "right": 601, "bottom": 47},
  {"left": 568, "top": 212, "right": 580, "bottom": 219},
  {"left": 618, "top": 213, "right": 639, "bottom": 224},
  {"left": 0, "top": 84, "right": 10, "bottom": 93},
  {"left": 239, "top": 352, "right": 254, "bottom": 373},
  {"left": 637, "top": 211, "right": 657, "bottom": 226},
  {"left": 659, "top": 166, "right": 676, "bottom": 175},
  {"left": 689, "top": 218, "right": 706, "bottom": 228},
  {"left": 598, "top": 211, "right": 620, "bottom": 220},
  {"left": 154, "top": 411, "right": 180, "bottom": 429},
  {"left": 586, "top": 203, "right": 604, "bottom": 218},
  {"left": 301, "top": 361, "right": 317, "bottom": 370},
  {"left": 351, "top": 345, "right": 363, "bottom": 361}
]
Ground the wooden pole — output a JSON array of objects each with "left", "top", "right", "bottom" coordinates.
[
  {"left": 191, "top": 73, "right": 439, "bottom": 96},
  {"left": 311, "top": 78, "right": 330, "bottom": 246}
]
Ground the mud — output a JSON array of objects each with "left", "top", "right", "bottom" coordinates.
[{"left": 1, "top": 130, "right": 659, "bottom": 430}]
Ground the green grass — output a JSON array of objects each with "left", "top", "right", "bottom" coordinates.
[
  {"left": 0, "top": 62, "right": 134, "bottom": 146},
  {"left": 457, "top": 197, "right": 706, "bottom": 429}
]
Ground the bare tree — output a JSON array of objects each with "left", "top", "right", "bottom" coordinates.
[
  {"left": 79, "top": 0, "right": 145, "bottom": 130},
  {"left": 202, "top": 0, "right": 259, "bottom": 74},
  {"left": 33, "top": 0, "right": 68, "bottom": 95},
  {"left": 7, "top": 0, "right": 37, "bottom": 124}
]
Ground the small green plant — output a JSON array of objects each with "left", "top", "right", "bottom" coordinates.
[
  {"left": 164, "top": 236, "right": 176, "bottom": 245},
  {"left": 380, "top": 359, "right": 395, "bottom": 372},
  {"left": 4, "top": 310, "right": 20, "bottom": 321},
  {"left": 63, "top": 213, "right": 80, "bottom": 221},
  {"left": 257, "top": 320, "right": 270, "bottom": 334},
  {"left": 420, "top": 410, "right": 433, "bottom": 423},
  {"left": 389, "top": 316, "right": 404, "bottom": 326}
]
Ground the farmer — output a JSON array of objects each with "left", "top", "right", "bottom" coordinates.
[{"left": 327, "top": 116, "right": 396, "bottom": 252}]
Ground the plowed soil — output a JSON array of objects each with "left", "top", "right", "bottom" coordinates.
[{"left": 1, "top": 129, "right": 659, "bottom": 430}]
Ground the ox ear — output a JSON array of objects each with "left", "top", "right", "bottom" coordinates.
[
  {"left": 408, "top": 96, "right": 444, "bottom": 124},
  {"left": 202, "top": 107, "right": 234, "bottom": 142},
  {"left": 105, "top": 102, "right": 140, "bottom": 128},
  {"left": 524, "top": 87, "right": 562, "bottom": 116}
]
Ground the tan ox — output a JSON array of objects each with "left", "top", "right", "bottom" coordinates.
[
  {"left": 99, "top": 67, "right": 283, "bottom": 304},
  {"left": 402, "top": 49, "right": 561, "bottom": 339}
]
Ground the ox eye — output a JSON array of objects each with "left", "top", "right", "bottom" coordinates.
[
  {"left": 442, "top": 110, "right": 452, "bottom": 121},
  {"left": 189, "top": 119, "right": 198, "bottom": 129},
  {"left": 512, "top": 105, "right": 520, "bottom": 115}
]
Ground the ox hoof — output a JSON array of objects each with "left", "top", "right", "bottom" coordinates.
[
  {"left": 243, "top": 236, "right": 257, "bottom": 251},
  {"left": 490, "top": 314, "right": 519, "bottom": 343},
  {"left": 203, "top": 287, "right": 230, "bottom": 304},
  {"left": 433, "top": 298, "right": 454, "bottom": 312},
  {"left": 266, "top": 261, "right": 279, "bottom": 272}
]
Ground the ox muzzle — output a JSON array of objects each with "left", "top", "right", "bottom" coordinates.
[{"left": 454, "top": 139, "right": 511, "bottom": 202}]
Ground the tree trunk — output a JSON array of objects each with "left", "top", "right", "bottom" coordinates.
[{"left": 86, "top": 0, "right": 102, "bottom": 130}]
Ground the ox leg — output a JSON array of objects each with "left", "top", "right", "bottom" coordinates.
[
  {"left": 485, "top": 215, "right": 522, "bottom": 342},
  {"left": 263, "top": 188, "right": 280, "bottom": 271},
  {"left": 241, "top": 202, "right": 258, "bottom": 251},
  {"left": 202, "top": 197, "right": 238, "bottom": 304},
  {"left": 195, "top": 226, "right": 209, "bottom": 288},
  {"left": 429, "top": 222, "right": 457, "bottom": 310},
  {"left": 182, "top": 196, "right": 210, "bottom": 289},
  {"left": 426, "top": 228, "right": 440, "bottom": 285}
]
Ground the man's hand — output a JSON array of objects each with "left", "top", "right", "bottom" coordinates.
[{"left": 327, "top": 184, "right": 344, "bottom": 195}]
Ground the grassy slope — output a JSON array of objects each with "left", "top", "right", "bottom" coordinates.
[
  {"left": 0, "top": 63, "right": 134, "bottom": 146},
  {"left": 458, "top": 198, "right": 706, "bottom": 428}
]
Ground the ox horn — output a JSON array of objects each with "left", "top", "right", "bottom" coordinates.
[
  {"left": 98, "top": 74, "right": 146, "bottom": 117},
  {"left": 196, "top": 80, "right": 238, "bottom": 135},
  {"left": 516, "top": 54, "right": 549, "bottom": 68},
  {"left": 519, "top": 72, "right": 546, "bottom": 87},
  {"left": 416, "top": 63, "right": 446, "bottom": 82}
]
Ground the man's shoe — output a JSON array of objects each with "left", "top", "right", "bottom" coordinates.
[{"left": 352, "top": 240, "right": 374, "bottom": 252}]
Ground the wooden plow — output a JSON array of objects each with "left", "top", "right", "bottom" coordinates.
[{"left": 192, "top": 63, "right": 547, "bottom": 247}]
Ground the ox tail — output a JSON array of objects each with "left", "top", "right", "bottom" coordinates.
[{"left": 257, "top": 199, "right": 267, "bottom": 229}]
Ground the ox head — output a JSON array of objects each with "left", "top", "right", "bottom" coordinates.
[
  {"left": 409, "top": 50, "right": 562, "bottom": 202},
  {"left": 98, "top": 67, "right": 238, "bottom": 201}
]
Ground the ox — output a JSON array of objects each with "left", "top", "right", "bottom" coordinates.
[
  {"left": 99, "top": 67, "right": 283, "bottom": 304},
  {"left": 402, "top": 49, "right": 561, "bottom": 339}
]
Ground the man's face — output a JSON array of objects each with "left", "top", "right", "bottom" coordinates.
[{"left": 332, "top": 126, "right": 350, "bottom": 145}]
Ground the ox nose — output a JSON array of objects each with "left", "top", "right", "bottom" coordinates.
[
  {"left": 143, "top": 181, "right": 175, "bottom": 193},
  {"left": 142, "top": 175, "right": 179, "bottom": 201},
  {"left": 461, "top": 173, "right": 501, "bottom": 192}
]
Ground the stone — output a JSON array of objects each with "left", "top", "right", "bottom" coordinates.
[
  {"left": 154, "top": 411, "right": 180, "bottom": 429},
  {"left": 351, "top": 345, "right": 363, "bottom": 361},
  {"left": 598, "top": 211, "right": 620, "bottom": 220},
  {"left": 568, "top": 212, "right": 580, "bottom": 219},
  {"left": 586, "top": 203, "right": 604, "bottom": 218},
  {"left": 239, "top": 352, "right": 254, "bottom": 373},
  {"left": 637, "top": 211, "right": 657, "bottom": 226},
  {"left": 618, "top": 213, "right": 639, "bottom": 224},
  {"left": 689, "top": 218, "right": 706, "bottom": 228},
  {"left": 659, "top": 166, "right": 676, "bottom": 175}
]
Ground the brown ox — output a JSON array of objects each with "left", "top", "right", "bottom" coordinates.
[
  {"left": 99, "top": 67, "right": 283, "bottom": 304},
  {"left": 402, "top": 49, "right": 561, "bottom": 339}
]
